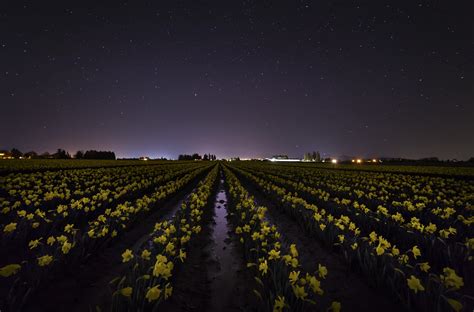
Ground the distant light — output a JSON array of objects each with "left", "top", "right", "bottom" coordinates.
[
  {"left": 372, "top": 159, "right": 377, "bottom": 163},
  {"left": 331, "top": 159, "right": 338, "bottom": 164},
  {"left": 351, "top": 159, "right": 355, "bottom": 163},
  {"left": 356, "top": 159, "right": 362, "bottom": 164}
]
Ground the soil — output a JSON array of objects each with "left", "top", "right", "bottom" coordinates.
[{"left": 161, "top": 175, "right": 255, "bottom": 312}]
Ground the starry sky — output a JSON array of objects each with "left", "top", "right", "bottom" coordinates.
[{"left": 1, "top": 1, "right": 472, "bottom": 160}]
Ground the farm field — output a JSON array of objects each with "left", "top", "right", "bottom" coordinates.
[{"left": 0, "top": 160, "right": 473, "bottom": 312}]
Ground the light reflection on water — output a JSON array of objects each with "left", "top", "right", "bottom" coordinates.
[{"left": 209, "top": 178, "right": 239, "bottom": 312}]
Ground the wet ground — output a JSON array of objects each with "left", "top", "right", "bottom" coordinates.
[{"left": 161, "top": 174, "right": 253, "bottom": 312}]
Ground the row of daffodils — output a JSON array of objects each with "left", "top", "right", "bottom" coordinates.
[
  {"left": 0, "top": 163, "right": 212, "bottom": 310},
  {"left": 223, "top": 166, "right": 340, "bottom": 312},
  {"left": 111, "top": 165, "right": 219, "bottom": 311},
  {"left": 228, "top": 162, "right": 472, "bottom": 312}
]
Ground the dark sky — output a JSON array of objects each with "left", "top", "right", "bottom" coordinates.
[{"left": 1, "top": 1, "right": 473, "bottom": 160}]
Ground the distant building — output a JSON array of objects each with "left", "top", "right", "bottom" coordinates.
[
  {"left": 267, "top": 157, "right": 302, "bottom": 162},
  {"left": 0, "top": 151, "right": 13, "bottom": 159},
  {"left": 139, "top": 156, "right": 150, "bottom": 161}
]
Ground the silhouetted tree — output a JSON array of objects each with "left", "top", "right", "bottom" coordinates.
[
  {"left": 40, "top": 152, "right": 51, "bottom": 159},
  {"left": 10, "top": 148, "right": 23, "bottom": 158},
  {"left": 74, "top": 151, "right": 84, "bottom": 159},
  {"left": 83, "top": 150, "right": 116, "bottom": 160},
  {"left": 24, "top": 151, "right": 38, "bottom": 159},
  {"left": 54, "top": 149, "right": 71, "bottom": 159}
]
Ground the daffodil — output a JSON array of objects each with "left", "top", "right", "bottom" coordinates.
[
  {"left": 268, "top": 249, "right": 281, "bottom": 260},
  {"left": 289, "top": 244, "right": 298, "bottom": 257},
  {"left": 0, "top": 264, "right": 21, "bottom": 277},
  {"left": 29, "top": 239, "right": 41, "bottom": 249},
  {"left": 307, "top": 274, "right": 323, "bottom": 295},
  {"left": 120, "top": 287, "right": 132, "bottom": 297},
  {"left": 292, "top": 284, "right": 307, "bottom": 300},
  {"left": 179, "top": 249, "right": 186, "bottom": 262},
  {"left": 330, "top": 301, "right": 341, "bottom": 312},
  {"left": 318, "top": 264, "right": 328, "bottom": 279},
  {"left": 64, "top": 224, "right": 74, "bottom": 233},
  {"left": 259, "top": 260, "right": 268, "bottom": 275},
  {"left": 141, "top": 249, "right": 151, "bottom": 260},
  {"left": 289, "top": 271, "right": 300, "bottom": 284},
  {"left": 407, "top": 275, "right": 424, "bottom": 293},
  {"left": 62, "top": 241, "right": 72, "bottom": 254},
  {"left": 273, "top": 296, "right": 285, "bottom": 312},
  {"left": 446, "top": 298, "right": 463, "bottom": 312},
  {"left": 419, "top": 262, "right": 430, "bottom": 273},
  {"left": 3, "top": 222, "right": 17, "bottom": 233},
  {"left": 164, "top": 283, "right": 173, "bottom": 299},
  {"left": 122, "top": 249, "right": 134, "bottom": 263},
  {"left": 37, "top": 255, "right": 53, "bottom": 267},
  {"left": 376, "top": 243, "right": 385, "bottom": 256},
  {"left": 47, "top": 236, "right": 56, "bottom": 246},
  {"left": 411, "top": 246, "right": 421, "bottom": 259},
  {"left": 440, "top": 267, "right": 464, "bottom": 290},
  {"left": 145, "top": 285, "right": 161, "bottom": 302}
]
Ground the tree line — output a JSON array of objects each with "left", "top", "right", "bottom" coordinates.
[
  {"left": 1, "top": 148, "right": 116, "bottom": 160},
  {"left": 177, "top": 153, "right": 217, "bottom": 161},
  {"left": 303, "top": 151, "right": 321, "bottom": 162}
]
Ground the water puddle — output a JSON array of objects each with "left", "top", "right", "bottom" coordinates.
[{"left": 208, "top": 177, "right": 240, "bottom": 312}]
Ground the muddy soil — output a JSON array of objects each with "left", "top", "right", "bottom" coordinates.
[{"left": 161, "top": 174, "right": 255, "bottom": 312}]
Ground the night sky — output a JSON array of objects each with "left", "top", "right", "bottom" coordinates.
[{"left": 1, "top": 1, "right": 472, "bottom": 160}]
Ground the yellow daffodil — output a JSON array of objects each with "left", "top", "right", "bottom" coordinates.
[
  {"left": 292, "top": 284, "right": 308, "bottom": 300},
  {"left": 179, "top": 249, "right": 186, "bottom": 262},
  {"left": 407, "top": 275, "right": 424, "bottom": 293},
  {"left": 62, "top": 241, "right": 72, "bottom": 254},
  {"left": 318, "top": 264, "right": 328, "bottom": 279},
  {"left": 164, "top": 283, "right": 173, "bottom": 299},
  {"left": 289, "top": 271, "right": 300, "bottom": 284},
  {"left": 29, "top": 239, "right": 41, "bottom": 249},
  {"left": 141, "top": 249, "right": 151, "bottom": 260},
  {"left": 411, "top": 246, "right": 421, "bottom": 259},
  {"left": 268, "top": 249, "right": 281, "bottom": 260},
  {"left": 4, "top": 222, "right": 17, "bottom": 233},
  {"left": 122, "top": 249, "right": 134, "bottom": 263},
  {"left": 376, "top": 243, "right": 385, "bottom": 256},
  {"left": 419, "top": 262, "right": 430, "bottom": 273},
  {"left": 307, "top": 274, "right": 323, "bottom": 295},
  {"left": 259, "top": 260, "right": 268, "bottom": 275},
  {"left": 145, "top": 285, "right": 161, "bottom": 302},
  {"left": 446, "top": 298, "right": 463, "bottom": 312},
  {"left": 273, "top": 296, "right": 285, "bottom": 312},
  {"left": 120, "top": 286, "right": 132, "bottom": 297},
  {"left": 440, "top": 267, "right": 464, "bottom": 290},
  {"left": 330, "top": 301, "right": 341, "bottom": 312},
  {"left": 289, "top": 244, "right": 298, "bottom": 257},
  {"left": 338, "top": 235, "right": 344, "bottom": 243},
  {"left": 37, "top": 255, "right": 53, "bottom": 267},
  {"left": 0, "top": 264, "right": 21, "bottom": 277},
  {"left": 47, "top": 236, "right": 56, "bottom": 245},
  {"left": 64, "top": 224, "right": 74, "bottom": 233}
]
